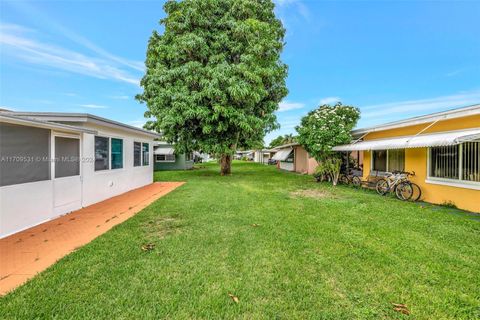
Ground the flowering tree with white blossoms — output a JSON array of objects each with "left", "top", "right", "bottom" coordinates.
[{"left": 296, "top": 103, "right": 360, "bottom": 185}]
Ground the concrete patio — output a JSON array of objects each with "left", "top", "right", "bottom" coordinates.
[{"left": 0, "top": 181, "right": 184, "bottom": 295}]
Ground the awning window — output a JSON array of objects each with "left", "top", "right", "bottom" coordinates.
[
  {"left": 272, "top": 149, "right": 293, "bottom": 161},
  {"left": 154, "top": 147, "right": 174, "bottom": 155},
  {"left": 332, "top": 129, "right": 480, "bottom": 151}
]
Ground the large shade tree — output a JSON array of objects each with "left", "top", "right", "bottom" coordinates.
[{"left": 137, "top": 0, "right": 288, "bottom": 175}]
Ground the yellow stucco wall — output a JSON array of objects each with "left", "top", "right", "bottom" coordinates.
[{"left": 362, "top": 115, "right": 480, "bottom": 213}]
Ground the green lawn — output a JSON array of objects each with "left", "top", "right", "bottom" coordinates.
[{"left": 2, "top": 162, "right": 479, "bottom": 319}]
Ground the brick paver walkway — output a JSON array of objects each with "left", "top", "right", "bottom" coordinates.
[{"left": 0, "top": 182, "right": 184, "bottom": 295}]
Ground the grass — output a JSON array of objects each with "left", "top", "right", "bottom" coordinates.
[{"left": 1, "top": 162, "right": 479, "bottom": 319}]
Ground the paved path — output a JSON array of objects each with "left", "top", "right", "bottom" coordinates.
[{"left": 0, "top": 182, "right": 184, "bottom": 295}]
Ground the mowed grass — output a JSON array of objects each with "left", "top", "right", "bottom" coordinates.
[{"left": 1, "top": 162, "right": 479, "bottom": 319}]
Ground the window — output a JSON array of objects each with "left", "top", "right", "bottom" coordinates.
[
  {"left": 156, "top": 154, "right": 175, "bottom": 162},
  {"left": 55, "top": 137, "right": 80, "bottom": 178},
  {"left": 133, "top": 142, "right": 141, "bottom": 167},
  {"left": 185, "top": 152, "right": 193, "bottom": 161},
  {"left": 0, "top": 123, "right": 51, "bottom": 186},
  {"left": 94, "top": 136, "right": 109, "bottom": 171},
  {"left": 372, "top": 149, "right": 405, "bottom": 172},
  {"left": 142, "top": 143, "right": 149, "bottom": 166},
  {"left": 462, "top": 142, "right": 480, "bottom": 182},
  {"left": 111, "top": 138, "right": 123, "bottom": 169},
  {"left": 372, "top": 150, "right": 387, "bottom": 171},
  {"left": 429, "top": 142, "right": 479, "bottom": 183},
  {"left": 388, "top": 149, "right": 405, "bottom": 172}
]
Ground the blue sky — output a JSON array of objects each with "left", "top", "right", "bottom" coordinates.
[{"left": 1, "top": 0, "right": 479, "bottom": 144}]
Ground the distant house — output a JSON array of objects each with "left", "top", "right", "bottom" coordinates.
[
  {"left": 272, "top": 143, "right": 318, "bottom": 174},
  {"left": 333, "top": 104, "right": 480, "bottom": 213},
  {"left": 0, "top": 111, "right": 159, "bottom": 238},
  {"left": 234, "top": 150, "right": 254, "bottom": 161},
  {"left": 154, "top": 142, "right": 194, "bottom": 171},
  {"left": 253, "top": 149, "right": 276, "bottom": 164}
]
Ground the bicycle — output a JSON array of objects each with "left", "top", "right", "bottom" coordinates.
[
  {"left": 339, "top": 170, "right": 362, "bottom": 187},
  {"left": 375, "top": 171, "right": 416, "bottom": 201}
]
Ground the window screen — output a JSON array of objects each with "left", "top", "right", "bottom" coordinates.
[
  {"left": 95, "top": 136, "right": 109, "bottom": 171},
  {"left": 372, "top": 150, "right": 387, "bottom": 172},
  {"left": 388, "top": 149, "right": 405, "bottom": 172},
  {"left": 430, "top": 145, "right": 459, "bottom": 179},
  {"left": 55, "top": 137, "right": 80, "bottom": 178},
  {"left": 142, "top": 143, "right": 149, "bottom": 166},
  {"left": 156, "top": 154, "right": 175, "bottom": 162},
  {"left": 134, "top": 142, "right": 141, "bottom": 167},
  {"left": 462, "top": 142, "right": 480, "bottom": 182},
  {"left": 111, "top": 138, "right": 123, "bottom": 169},
  {"left": 0, "top": 122, "right": 51, "bottom": 186}
]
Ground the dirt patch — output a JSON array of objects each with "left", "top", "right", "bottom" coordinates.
[
  {"left": 290, "top": 189, "right": 339, "bottom": 200},
  {"left": 142, "top": 215, "right": 183, "bottom": 239}
]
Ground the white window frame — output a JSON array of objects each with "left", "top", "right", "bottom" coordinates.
[
  {"left": 155, "top": 154, "right": 175, "bottom": 163},
  {"left": 426, "top": 143, "right": 480, "bottom": 190},
  {"left": 142, "top": 142, "right": 150, "bottom": 166},
  {"left": 94, "top": 135, "right": 126, "bottom": 173},
  {"left": 52, "top": 132, "right": 81, "bottom": 180},
  {"left": 370, "top": 149, "right": 405, "bottom": 172}
]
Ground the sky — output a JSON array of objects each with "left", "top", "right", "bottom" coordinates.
[{"left": 1, "top": 0, "right": 479, "bottom": 144}]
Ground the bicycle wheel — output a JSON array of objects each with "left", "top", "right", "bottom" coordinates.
[
  {"left": 339, "top": 174, "right": 349, "bottom": 185},
  {"left": 409, "top": 182, "right": 422, "bottom": 202},
  {"left": 396, "top": 182, "right": 413, "bottom": 200},
  {"left": 376, "top": 179, "right": 389, "bottom": 195},
  {"left": 352, "top": 176, "right": 362, "bottom": 188}
]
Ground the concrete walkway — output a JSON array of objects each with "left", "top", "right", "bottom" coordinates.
[{"left": 0, "top": 182, "right": 184, "bottom": 295}]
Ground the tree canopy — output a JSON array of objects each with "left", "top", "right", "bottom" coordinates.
[
  {"left": 269, "top": 134, "right": 297, "bottom": 148},
  {"left": 137, "top": 0, "right": 288, "bottom": 174},
  {"left": 296, "top": 103, "right": 360, "bottom": 185}
]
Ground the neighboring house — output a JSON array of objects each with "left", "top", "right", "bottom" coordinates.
[
  {"left": 253, "top": 149, "right": 276, "bottom": 164},
  {"left": 154, "top": 142, "right": 194, "bottom": 170},
  {"left": 272, "top": 143, "right": 318, "bottom": 174},
  {"left": 235, "top": 150, "right": 254, "bottom": 160},
  {"left": 333, "top": 104, "right": 480, "bottom": 213},
  {"left": 0, "top": 111, "right": 159, "bottom": 238}
]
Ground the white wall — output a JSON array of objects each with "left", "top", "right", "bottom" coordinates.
[
  {"left": 0, "top": 180, "right": 55, "bottom": 238},
  {"left": 80, "top": 123, "right": 154, "bottom": 207},
  {"left": 0, "top": 122, "right": 155, "bottom": 238}
]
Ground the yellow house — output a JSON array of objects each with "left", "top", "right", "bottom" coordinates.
[{"left": 333, "top": 105, "right": 480, "bottom": 213}]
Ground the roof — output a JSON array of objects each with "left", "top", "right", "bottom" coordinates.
[
  {"left": 353, "top": 104, "right": 480, "bottom": 136},
  {"left": 273, "top": 142, "right": 300, "bottom": 150},
  {"left": 0, "top": 113, "right": 97, "bottom": 134},
  {"left": 333, "top": 128, "right": 480, "bottom": 151},
  {"left": 1, "top": 111, "right": 160, "bottom": 138},
  {"left": 272, "top": 148, "right": 293, "bottom": 161}
]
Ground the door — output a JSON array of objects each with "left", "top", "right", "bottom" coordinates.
[{"left": 53, "top": 135, "right": 82, "bottom": 215}]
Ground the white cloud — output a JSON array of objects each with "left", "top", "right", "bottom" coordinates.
[
  {"left": 110, "top": 95, "right": 129, "bottom": 100},
  {"left": 0, "top": 23, "right": 140, "bottom": 85},
  {"left": 278, "top": 101, "right": 305, "bottom": 112},
  {"left": 361, "top": 90, "right": 480, "bottom": 119},
  {"left": 5, "top": 1, "right": 144, "bottom": 72},
  {"left": 79, "top": 104, "right": 109, "bottom": 109},
  {"left": 319, "top": 97, "right": 341, "bottom": 105}
]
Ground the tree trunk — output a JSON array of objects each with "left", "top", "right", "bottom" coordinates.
[{"left": 220, "top": 154, "right": 232, "bottom": 175}]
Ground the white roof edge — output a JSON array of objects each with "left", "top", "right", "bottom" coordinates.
[
  {"left": 353, "top": 104, "right": 480, "bottom": 136},
  {"left": 273, "top": 142, "right": 300, "bottom": 150},
  {"left": 2, "top": 111, "right": 160, "bottom": 138},
  {"left": 0, "top": 114, "right": 97, "bottom": 134},
  {"left": 333, "top": 128, "right": 480, "bottom": 151}
]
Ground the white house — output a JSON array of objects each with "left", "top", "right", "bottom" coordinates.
[{"left": 0, "top": 111, "right": 159, "bottom": 238}]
